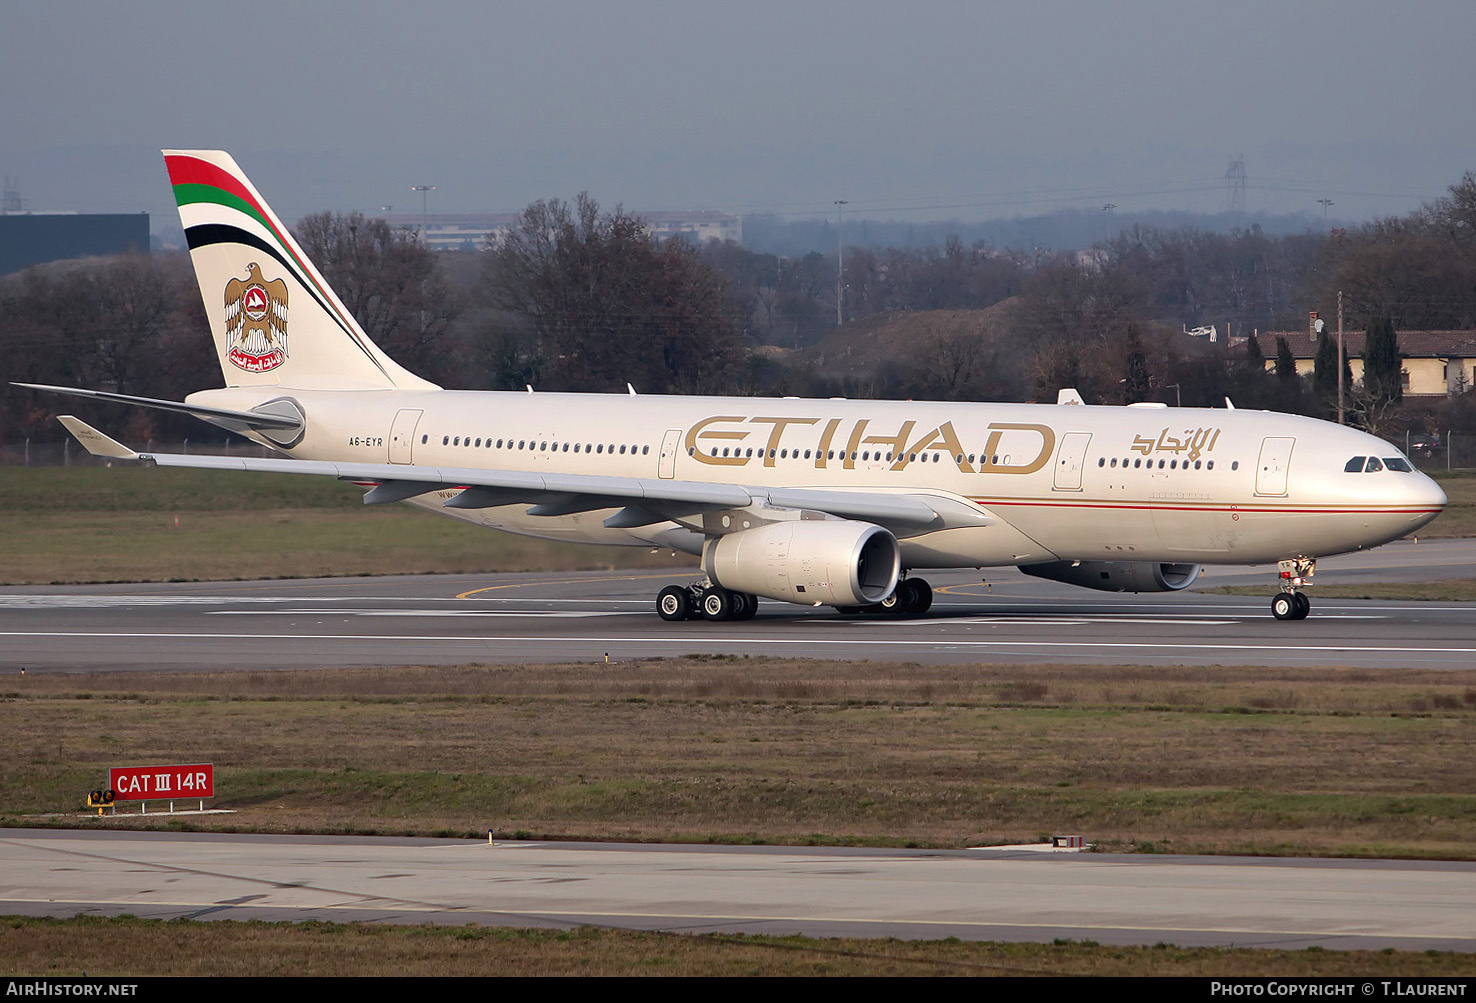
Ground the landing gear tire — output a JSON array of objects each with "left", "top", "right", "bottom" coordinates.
[
  {"left": 902, "top": 578, "right": 933, "bottom": 616},
  {"left": 877, "top": 578, "right": 934, "bottom": 618},
  {"left": 699, "top": 587, "right": 734, "bottom": 621},
  {"left": 1272, "top": 591, "right": 1312, "bottom": 621},
  {"left": 731, "top": 592, "right": 759, "bottom": 620},
  {"left": 657, "top": 586, "right": 691, "bottom": 622}
]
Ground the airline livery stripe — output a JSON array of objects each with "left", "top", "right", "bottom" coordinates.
[
  {"left": 171, "top": 184, "right": 262, "bottom": 229},
  {"left": 165, "top": 153, "right": 359, "bottom": 339},
  {"left": 164, "top": 155, "right": 256, "bottom": 209},
  {"left": 182, "top": 223, "right": 341, "bottom": 330},
  {"left": 967, "top": 498, "right": 1443, "bottom": 515},
  {"left": 182, "top": 224, "right": 392, "bottom": 378}
]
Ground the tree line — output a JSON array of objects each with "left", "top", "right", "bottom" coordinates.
[{"left": 4, "top": 171, "right": 1476, "bottom": 447}]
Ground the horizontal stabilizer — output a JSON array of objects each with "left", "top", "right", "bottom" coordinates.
[
  {"left": 57, "top": 416, "right": 139, "bottom": 460},
  {"left": 17, "top": 383, "right": 303, "bottom": 430}
]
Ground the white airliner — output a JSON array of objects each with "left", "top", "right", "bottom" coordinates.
[{"left": 27, "top": 150, "right": 1448, "bottom": 622}]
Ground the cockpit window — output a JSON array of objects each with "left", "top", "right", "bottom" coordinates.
[
  {"left": 1364, "top": 457, "right": 1384, "bottom": 472},
  {"left": 1344, "top": 456, "right": 1366, "bottom": 472},
  {"left": 1383, "top": 456, "right": 1413, "bottom": 472}
]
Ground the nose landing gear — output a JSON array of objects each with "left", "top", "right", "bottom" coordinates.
[{"left": 1271, "top": 557, "right": 1315, "bottom": 621}]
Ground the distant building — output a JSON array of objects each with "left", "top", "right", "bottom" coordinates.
[
  {"left": 642, "top": 210, "right": 742, "bottom": 245},
  {"left": 1259, "top": 329, "right": 1476, "bottom": 397},
  {"left": 382, "top": 208, "right": 742, "bottom": 252},
  {"left": 0, "top": 212, "right": 150, "bottom": 275},
  {"left": 377, "top": 213, "right": 505, "bottom": 252}
]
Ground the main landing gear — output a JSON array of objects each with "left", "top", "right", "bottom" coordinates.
[
  {"left": 1271, "top": 557, "right": 1315, "bottom": 621},
  {"left": 652, "top": 576, "right": 936, "bottom": 621},
  {"left": 656, "top": 580, "right": 759, "bottom": 622},
  {"left": 839, "top": 577, "right": 934, "bottom": 618}
]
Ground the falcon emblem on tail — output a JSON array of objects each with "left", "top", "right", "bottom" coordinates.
[{"left": 223, "top": 262, "right": 288, "bottom": 373}]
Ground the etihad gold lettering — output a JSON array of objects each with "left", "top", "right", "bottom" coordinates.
[
  {"left": 682, "top": 414, "right": 1056, "bottom": 476},
  {"left": 1131, "top": 426, "right": 1223, "bottom": 459},
  {"left": 861, "top": 420, "right": 913, "bottom": 466},
  {"left": 750, "top": 416, "right": 820, "bottom": 467},
  {"left": 979, "top": 422, "right": 1055, "bottom": 475},
  {"left": 814, "top": 417, "right": 842, "bottom": 468},
  {"left": 685, "top": 415, "right": 751, "bottom": 466},
  {"left": 843, "top": 419, "right": 870, "bottom": 469},
  {"left": 900, "top": 420, "right": 972, "bottom": 472}
]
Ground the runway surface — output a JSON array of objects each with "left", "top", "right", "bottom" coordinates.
[
  {"left": 5, "top": 545, "right": 1475, "bottom": 952},
  {"left": 4, "top": 829, "right": 1473, "bottom": 950},
  {"left": 3, "top": 538, "right": 1475, "bottom": 671}
]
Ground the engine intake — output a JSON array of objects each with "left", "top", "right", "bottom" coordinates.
[
  {"left": 703, "top": 520, "right": 900, "bottom": 606},
  {"left": 1019, "top": 560, "right": 1201, "bottom": 593}
]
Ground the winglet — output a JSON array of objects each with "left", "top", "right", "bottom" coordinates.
[{"left": 57, "top": 416, "right": 140, "bottom": 460}]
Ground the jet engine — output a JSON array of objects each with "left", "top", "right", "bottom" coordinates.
[
  {"left": 1019, "top": 560, "right": 1201, "bottom": 593},
  {"left": 703, "top": 520, "right": 900, "bottom": 606}
]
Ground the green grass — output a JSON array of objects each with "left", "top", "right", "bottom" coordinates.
[
  {"left": 1425, "top": 469, "right": 1476, "bottom": 537},
  {"left": 6, "top": 660, "right": 1476, "bottom": 857},
  {"left": 6, "top": 915, "right": 1473, "bottom": 977},
  {"left": 0, "top": 467, "right": 693, "bottom": 584}
]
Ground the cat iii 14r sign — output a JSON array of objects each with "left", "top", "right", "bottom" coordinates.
[{"left": 109, "top": 764, "right": 214, "bottom": 800}]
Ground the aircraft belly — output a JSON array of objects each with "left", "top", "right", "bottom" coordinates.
[
  {"left": 402, "top": 495, "right": 659, "bottom": 548},
  {"left": 993, "top": 500, "right": 1163, "bottom": 562},
  {"left": 898, "top": 522, "right": 1055, "bottom": 569},
  {"left": 1219, "top": 507, "right": 1430, "bottom": 562},
  {"left": 1151, "top": 499, "right": 1233, "bottom": 557}
]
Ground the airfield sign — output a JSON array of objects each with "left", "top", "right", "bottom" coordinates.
[{"left": 108, "top": 764, "right": 214, "bottom": 801}]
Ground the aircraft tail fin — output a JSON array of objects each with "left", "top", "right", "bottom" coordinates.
[{"left": 164, "top": 150, "right": 439, "bottom": 392}]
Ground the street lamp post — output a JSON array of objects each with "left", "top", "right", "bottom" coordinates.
[
  {"left": 834, "top": 199, "right": 848, "bottom": 326},
  {"left": 412, "top": 185, "right": 436, "bottom": 244},
  {"left": 1317, "top": 198, "right": 1334, "bottom": 223}
]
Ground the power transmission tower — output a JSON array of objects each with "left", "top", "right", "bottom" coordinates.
[
  {"left": 1, "top": 177, "right": 21, "bottom": 214},
  {"left": 1225, "top": 155, "right": 1246, "bottom": 214}
]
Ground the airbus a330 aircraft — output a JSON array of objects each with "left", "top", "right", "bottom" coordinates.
[{"left": 27, "top": 150, "right": 1448, "bottom": 622}]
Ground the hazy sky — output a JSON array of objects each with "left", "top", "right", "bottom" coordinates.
[{"left": 4, "top": 1, "right": 1474, "bottom": 230}]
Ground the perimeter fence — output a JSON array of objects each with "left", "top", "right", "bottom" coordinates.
[{"left": 1, "top": 439, "right": 278, "bottom": 467}]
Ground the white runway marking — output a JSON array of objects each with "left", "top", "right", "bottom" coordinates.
[
  {"left": 4, "top": 631, "right": 1476, "bottom": 657},
  {"left": 206, "top": 609, "right": 629, "bottom": 618},
  {"left": 848, "top": 617, "right": 1243, "bottom": 627}
]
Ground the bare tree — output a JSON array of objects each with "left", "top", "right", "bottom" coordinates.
[
  {"left": 483, "top": 194, "right": 744, "bottom": 393},
  {"left": 293, "top": 212, "right": 461, "bottom": 381}
]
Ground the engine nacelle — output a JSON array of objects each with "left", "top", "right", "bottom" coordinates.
[
  {"left": 1019, "top": 560, "right": 1201, "bottom": 593},
  {"left": 703, "top": 520, "right": 900, "bottom": 606}
]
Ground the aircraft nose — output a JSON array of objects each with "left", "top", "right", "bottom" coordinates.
[{"left": 1420, "top": 475, "right": 1449, "bottom": 513}]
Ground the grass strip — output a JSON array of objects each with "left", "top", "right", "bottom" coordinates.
[
  {"left": 3, "top": 915, "right": 1474, "bottom": 977},
  {"left": 0, "top": 468, "right": 692, "bottom": 584},
  {"left": 5, "top": 659, "right": 1475, "bottom": 858}
]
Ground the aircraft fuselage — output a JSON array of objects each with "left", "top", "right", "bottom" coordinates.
[{"left": 192, "top": 386, "right": 1448, "bottom": 569}]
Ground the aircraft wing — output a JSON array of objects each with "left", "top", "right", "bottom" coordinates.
[
  {"left": 18, "top": 383, "right": 302, "bottom": 430},
  {"left": 58, "top": 417, "right": 974, "bottom": 536}
]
